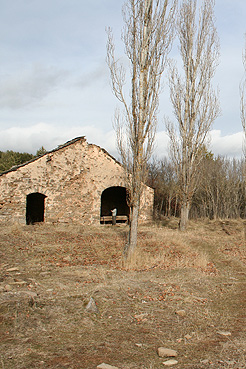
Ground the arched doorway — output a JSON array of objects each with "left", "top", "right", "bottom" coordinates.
[
  {"left": 26, "top": 192, "right": 47, "bottom": 225},
  {"left": 100, "top": 186, "right": 130, "bottom": 224}
]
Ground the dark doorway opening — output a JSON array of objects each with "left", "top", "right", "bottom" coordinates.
[
  {"left": 100, "top": 186, "right": 130, "bottom": 224},
  {"left": 26, "top": 193, "right": 46, "bottom": 225}
]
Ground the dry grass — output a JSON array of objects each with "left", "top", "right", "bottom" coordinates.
[{"left": 0, "top": 219, "right": 245, "bottom": 369}]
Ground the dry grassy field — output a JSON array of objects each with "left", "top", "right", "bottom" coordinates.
[{"left": 0, "top": 219, "right": 245, "bottom": 369}]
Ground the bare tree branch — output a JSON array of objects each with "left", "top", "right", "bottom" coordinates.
[
  {"left": 107, "top": 0, "right": 177, "bottom": 260},
  {"left": 240, "top": 35, "right": 246, "bottom": 163},
  {"left": 166, "top": 0, "right": 220, "bottom": 230}
]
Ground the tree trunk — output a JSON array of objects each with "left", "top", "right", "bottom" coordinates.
[
  {"left": 166, "top": 0, "right": 220, "bottom": 230},
  {"left": 124, "top": 202, "right": 139, "bottom": 262},
  {"left": 106, "top": 0, "right": 177, "bottom": 263},
  {"left": 174, "top": 196, "right": 178, "bottom": 217},
  {"left": 179, "top": 201, "right": 190, "bottom": 231},
  {"left": 168, "top": 195, "right": 172, "bottom": 217}
]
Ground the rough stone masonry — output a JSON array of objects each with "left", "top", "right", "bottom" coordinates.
[{"left": 0, "top": 137, "right": 154, "bottom": 225}]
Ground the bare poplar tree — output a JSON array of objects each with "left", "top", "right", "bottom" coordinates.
[
  {"left": 240, "top": 36, "right": 246, "bottom": 205},
  {"left": 106, "top": 0, "right": 177, "bottom": 261},
  {"left": 166, "top": 0, "right": 220, "bottom": 231},
  {"left": 240, "top": 36, "right": 246, "bottom": 160}
]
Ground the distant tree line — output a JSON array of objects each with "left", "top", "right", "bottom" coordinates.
[
  {"left": 0, "top": 146, "right": 46, "bottom": 174},
  {"left": 147, "top": 152, "right": 246, "bottom": 221}
]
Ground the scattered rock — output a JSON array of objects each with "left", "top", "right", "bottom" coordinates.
[
  {"left": 171, "top": 295, "right": 182, "bottom": 301},
  {"left": 40, "top": 271, "right": 51, "bottom": 276},
  {"left": 4, "top": 284, "right": 13, "bottom": 292},
  {"left": 162, "top": 359, "right": 178, "bottom": 366},
  {"left": 85, "top": 297, "right": 98, "bottom": 313},
  {"left": 28, "top": 297, "right": 36, "bottom": 307},
  {"left": 6, "top": 267, "right": 19, "bottom": 272},
  {"left": 134, "top": 313, "right": 148, "bottom": 320},
  {"left": 195, "top": 297, "right": 208, "bottom": 303},
  {"left": 158, "top": 347, "right": 178, "bottom": 358},
  {"left": 217, "top": 330, "right": 231, "bottom": 337},
  {"left": 175, "top": 309, "right": 186, "bottom": 317},
  {"left": 97, "top": 363, "right": 119, "bottom": 369},
  {"left": 184, "top": 334, "right": 192, "bottom": 340},
  {"left": 134, "top": 313, "right": 148, "bottom": 321},
  {"left": 225, "top": 360, "right": 236, "bottom": 365},
  {"left": 135, "top": 343, "right": 143, "bottom": 347},
  {"left": 21, "top": 291, "right": 38, "bottom": 298},
  {"left": 13, "top": 278, "right": 22, "bottom": 282},
  {"left": 63, "top": 256, "right": 71, "bottom": 262},
  {"left": 200, "top": 359, "right": 209, "bottom": 364},
  {"left": 11, "top": 280, "right": 27, "bottom": 285}
]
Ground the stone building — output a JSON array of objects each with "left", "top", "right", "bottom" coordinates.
[{"left": 0, "top": 137, "right": 154, "bottom": 225}]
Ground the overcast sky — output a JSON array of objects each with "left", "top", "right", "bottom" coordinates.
[{"left": 0, "top": 0, "right": 245, "bottom": 159}]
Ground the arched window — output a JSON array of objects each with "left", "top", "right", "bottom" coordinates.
[
  {"left": 100, "top": 186, "right": 130, "bottom": 224},
  {"left": 26, "top": 192, "right": 47, "bottom": 225}
]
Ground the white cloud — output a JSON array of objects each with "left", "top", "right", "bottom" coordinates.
[
  {"left": 154, "top": 131, "right": 170, "bottom": 158},
  {"left": 74, "top": 65, "right": 108, "bottom": 90},
  {"left": 154, "top": 129, "right": 244, "bottom": 159},
  {"left": 0, "top": 124, "right": 244, "bottom": 161},
  {"left": 209, "top": 129, "right": 243, "bottom": 158},
  {"left": 0, "top": 64, "right": 68, "bottom": 109},
  {"left": 0, "top": 123, "right": 117, "bottom": 156}
]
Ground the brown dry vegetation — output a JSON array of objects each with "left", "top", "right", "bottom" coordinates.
[{"left": 0, "top": 219, "right": 245, "bottom": 369}]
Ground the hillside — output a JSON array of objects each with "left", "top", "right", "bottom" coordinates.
[{"left": 0, "top": 219, "right": 245, "bottom": 368}]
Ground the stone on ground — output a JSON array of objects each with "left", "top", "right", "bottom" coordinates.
[
  {"left": 158, "top": 347, "right": 178, "bottom": 357},
  {"left": 217, "top": 330, "right": 231, "bottom": 337},
  {"left": 85, "top": 297, "right": 98, "bottom": 313},
  {"left": 175, "top": 309, "right": 186, "bottom": 317},
  {"left": 162, "top": 359, "right": 178, "bottom": 366},
  {"left": 97, "top": 364, "right": 119, "bottom": 369}
]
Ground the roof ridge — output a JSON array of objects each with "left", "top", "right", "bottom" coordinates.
[{"left": 0, "top": 136, "right": 86, "bottom": 176}]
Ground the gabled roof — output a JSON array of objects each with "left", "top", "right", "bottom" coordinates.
[{"left": 0, "top": 136, "right": 86, "bottom": 176}]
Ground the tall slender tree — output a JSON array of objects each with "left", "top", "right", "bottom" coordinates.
[
  {"left": 107, "top": 0, "right": 177, "bottom": 261},
  {"left": 241, "top": 36, "right": 246, "bottom": 162},
  {"left": 166, "top": 0, "right": 220, "bottom": 230},
  {"left": 240, "top": 36, "right": 246, "bottom": 209}
]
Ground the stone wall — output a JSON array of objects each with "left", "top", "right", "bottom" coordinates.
[{"left": 0, "top": 137, "right": 154, "bottom": 225}]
